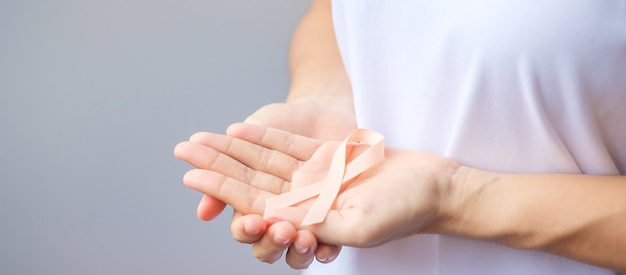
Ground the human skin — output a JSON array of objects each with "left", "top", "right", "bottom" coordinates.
[
  {"left": 176, "top": 123, "right": 626, "bottom": 271},
  {"left": 189, "top": 0, "right": 356, "bottom": 268},
  {"left": 175, "top": 0, "right": 626, "bottom": 271}
]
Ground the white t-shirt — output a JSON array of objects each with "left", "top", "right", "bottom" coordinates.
[{"left": 305, "top": 0, "right": 626, "bottom": 274}]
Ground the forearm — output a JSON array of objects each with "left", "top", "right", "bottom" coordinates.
[
  {"left": 437, "top": 167, "right": 626, "bottom": 270},
  {"left": 286, "top": 0, "right": 353, "bottom": 111}
]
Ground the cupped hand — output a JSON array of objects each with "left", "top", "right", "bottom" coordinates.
[
  {"left": 189, "top": 101, "right": 356, "bottom": 219},
  {"left": 175, "top": 101, "right": 355, "bottom": 268},
  {"left": 179, "top": 123, "right": 461, "bottom": 253}
]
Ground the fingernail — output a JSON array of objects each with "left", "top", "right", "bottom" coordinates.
[
  {"left": 295, "top": 244, "right": 310, "bottom": 254},
  {"left": 244, "top": 224, "right": 260, "bottom": 236},
  {"left": 318, "top": 254, "right": 337, "bottom": 263},
  {"left": 274, "top": 234, "right": 291, "bottom": 246}
]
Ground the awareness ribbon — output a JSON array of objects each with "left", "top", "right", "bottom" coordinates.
[{"left": 264, "top": 129, "right": 385, "bottom": 226}]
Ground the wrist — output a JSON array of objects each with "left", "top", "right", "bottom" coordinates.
[
  {"left": 428, "top": 165, "right": 505, "bottom": 240},
  {"left": 287, "top": 91, "right": 354, "bottom": 115},
  {"left": 287, "top": 69, "right": 354, "bottom": 108}
]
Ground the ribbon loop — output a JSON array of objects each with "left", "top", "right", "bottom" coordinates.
[{"left": 264, "top": 129, "right": 384, "bottom": 226}]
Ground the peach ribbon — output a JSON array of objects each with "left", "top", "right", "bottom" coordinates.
[{"left": 264, "top": 129, "right": 385, "bottom": 226}]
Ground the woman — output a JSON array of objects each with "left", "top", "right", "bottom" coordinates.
[{"left": 175, "top": 0, "right": 626, "bottom": 273}]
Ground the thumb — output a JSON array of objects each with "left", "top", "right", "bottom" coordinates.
[{"left": 244, "top": 114, "right": 264, "bottom": 126}]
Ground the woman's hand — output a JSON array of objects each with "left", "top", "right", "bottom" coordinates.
[
  {"left": 178, "top": 123, "right": 461, "bottom": 251},
  {"left": 175, "top": 101, "right": 356, "bottom": 268},
  {"left": 190, "top": 101, "right": 356, "bottom": 220},
  {"left": 179, "top": 0, "right": 358, "bottom": 267}
]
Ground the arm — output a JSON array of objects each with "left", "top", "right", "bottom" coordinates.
[
  {"left": 435, "top": 167, "right": 626, "bottom": 271},
  {"left": 286, "top": 0, "right": 353, "bottom": 110},
  {"left": 243, "top": 0, "right": 356, "bottom": 139}
]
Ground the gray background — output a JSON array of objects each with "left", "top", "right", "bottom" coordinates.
[{"left": 0, "top": 0, "right": 309, "bottom": 274}]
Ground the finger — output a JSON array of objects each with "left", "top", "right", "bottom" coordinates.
[
  {"left": 227, "top": 123, "right": 322, "bottom": 162},
  {"left": 264, "top": 208, "right": 342, "bottom": 264},
  {"left": 251, "top": 221, "right": 297, "bottom": 264},
  {"left": 183, "top": 169, "right": 271, "bottom": 215},
  {"left": 315, "top": 244, "right": 342, "bottom": 264},
  {"left": 196, "top": 194, "right": 227, "bottom": 221},
  {"left": 175, "top": 140, "right": 247, "bottom": 174},
  {"left": 285, "top": 230, "right": 317, "bottom": 269},
  {"left": 175, "top": 141, "right": 289, "bottom": 194},
  {"left": 230, "top": 212, "right": 267, "bottom": 244},
  {"left": 188, "top": 131, "right": 301, "bottom": 182}
]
